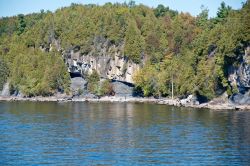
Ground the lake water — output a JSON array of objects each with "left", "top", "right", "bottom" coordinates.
[{"left": 0, "top": 101, "right": 250, "bottom": 165}]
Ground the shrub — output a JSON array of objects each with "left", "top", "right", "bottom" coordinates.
[{"left": 98, "top": 79, "right": 114, "bottom": 96}]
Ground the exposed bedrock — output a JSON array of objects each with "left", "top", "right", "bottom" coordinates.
[
  {"left": 228, "top": 46, "right": 250, "bottom": 104},
  {"left": 63, "top": 36, "right": 141, "bottom": 84}
]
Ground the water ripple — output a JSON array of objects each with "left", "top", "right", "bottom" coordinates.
[{"left": 0, "top": 102, "right": 250, "bottom": 165}]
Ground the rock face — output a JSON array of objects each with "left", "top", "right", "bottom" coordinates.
[
  {"left": 70, "top": 77, "right": 87, "bottom": 96},
  {"left": 111, "top": 81, "right": 134, "bottom": 97},
  {"left": 64, "top": 37, "right": 141, "bottom": 84},
  {"left": 228, "top": 46, "right": 250, "bottom": 104},
  {"left": 0, "top": 82, "right": 10, "bottom": 96},
  {"left": 230, "top": 91, "right": 250, "bottom": 105}
]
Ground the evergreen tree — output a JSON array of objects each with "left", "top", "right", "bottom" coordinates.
[
  {"left": 124, "top": 20, "right": 145, "bottom": 63},
  {"left": 17, "top": 14, "right": 26, "bottom": 35},
  {"left": 215, "top": 2, "right": 232, "bottom": 22},
  {"left": 0, "top": 2, "right": 248, "bottom": 99},
  {"left": 196, "top": 6, "right": 209, "bottom": 28}
]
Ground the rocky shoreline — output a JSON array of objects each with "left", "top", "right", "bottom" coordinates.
[{"left": 0, "top": 96, "right": 249, "bottom": 111}]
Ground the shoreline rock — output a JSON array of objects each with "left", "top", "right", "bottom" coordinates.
[{"left": 0, "top": 96, "right": 249, "bottom": 111}]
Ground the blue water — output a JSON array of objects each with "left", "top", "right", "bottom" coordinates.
[{"left": 0, "top": 101, "right": 250, "bottom": 165}]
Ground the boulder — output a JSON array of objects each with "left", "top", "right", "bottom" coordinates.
[
  {"left": 111, "top": 81, "right": 134, "bottom": 97},
  {"left": 180, "top": 95, "right": 199, "bottom": 106}
]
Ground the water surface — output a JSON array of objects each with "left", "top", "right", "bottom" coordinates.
[{"left": 0, "top": 101, "right": 250, "bottom": 165}]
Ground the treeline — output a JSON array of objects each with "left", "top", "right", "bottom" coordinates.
[
  {"left": 0, "top": 1, "right": 249, "bottom": 99},
  {"left": 135, "top": 1, "right": 250, "bottom": 99}
]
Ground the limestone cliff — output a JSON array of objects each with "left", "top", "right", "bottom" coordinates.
[
  {"left": 43, "top": 36, "right": 250, "bottom": 103},
  {"left": 63, "top": 36, "right": 141, "bottom": 84}
]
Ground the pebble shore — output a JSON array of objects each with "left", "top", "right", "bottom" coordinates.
[{"left": 0, "top": 96, "right": 249, "bottom": 111}]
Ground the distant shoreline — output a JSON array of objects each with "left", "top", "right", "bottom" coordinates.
[{"left": 1, "top": 96, "right": 249, "bottom": 111}]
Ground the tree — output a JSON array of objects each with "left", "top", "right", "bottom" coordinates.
[
  {"left": 215, "top": 2, "right": 232, "bottom": 23},
  {"left": 0, "top": 2, "right": 248, "bottom": 100},
  {"left": 9, "top": 49, "right": 70, "bottom": 97},
  {"left": 87, "top": 70, "right": 100, "bottom": 94},
  {"left": 0, "top": 59, "right": 8, "bottom": 91},
  {"left": 128, "top": 0, "right": 136, "bottom": 8},
  {"left": 133, "top": 65, "right": 155, "bottom": 97},
  {"left": 124, "top": 20, "right": 145, "bottom": 63},
  {"left": 154, "top": 4, "right": 166, "bottom": 17},
  {"left": 154, "top": 4, "right": 178, "bottom": 18},
  {"left": 196, "top": 5, "right": 209, "bottom": 28},
  {"left": 17, "top": 14, "right": 26, "bottom": 35},
  {"left": 98, "top": 79, "right": 114, "bottom": 96}
]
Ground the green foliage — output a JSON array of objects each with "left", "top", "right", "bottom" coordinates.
[
  {"left": 192, "top": 1, "right": 250, "bottom": 97},
  {"left": 98, "top": 79, "right": 114, "bottom": 96},
  {"left": 196, "top": 6, "right": 209, "bottom": 28},
  {"left": 124, "top": 20, "right": 145, "bottom": 63},
  {"left": 9, "top": 50, "right": 70, "bottom": 97},
  {"left": 165, "top": 13, "right": 199, "bottom": 55},
  {"left": 77, "top": 88, "right": 84, "bottom": 96},
  {"left": 128, "top": 0, "right": 136, "bottom": 8},
  {"left": 0, "top": 1, "right": 248, "bottom": 100},
  {"left": 134, "top": 50, "right": 196, "bottom": 98},
  {"left": 87, "top": 70, "right": 100, "bottom": 94},
  {"left": 134, "top": 1, "right": 249, "bottom": 99},
  {"left": 0, "top": 58, "right": 8, "bottom": 91},
  {"left": 133, "top": 64, "right": 158, "bottom": 96},
  {"left": 216, "top": 1, "right": 232, "bottom": 22},
  {"left": 87, "top": 71, "right": 114, "bottom": 96},
  {"left": 17, "top": 14, "right": 26, "bottom": 35},
  {"left": 154, "top": 4, "right": 178, "bottom": 18},
  {"left": 0, "top": 17, "right": 18, "bottom": 37}
]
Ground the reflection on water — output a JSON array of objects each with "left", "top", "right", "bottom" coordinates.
[{"left": 0, "top": 101, "right": 250, "bottom": 165}]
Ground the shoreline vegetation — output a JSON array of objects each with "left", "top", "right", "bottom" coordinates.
[
  {"left": 0, "top": 2, "right": 249, "bottom": 107},
  {"left": 0, "top": 96, "right": 249, "bottom": 111}
]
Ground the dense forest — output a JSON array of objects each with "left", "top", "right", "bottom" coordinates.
[{"left": 0, "top": 1, "right": 249, "bottom": 100}]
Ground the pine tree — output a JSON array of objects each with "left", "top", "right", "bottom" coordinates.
[{"left": 124, "top": 20, "right": 145, "bottom": 63}]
